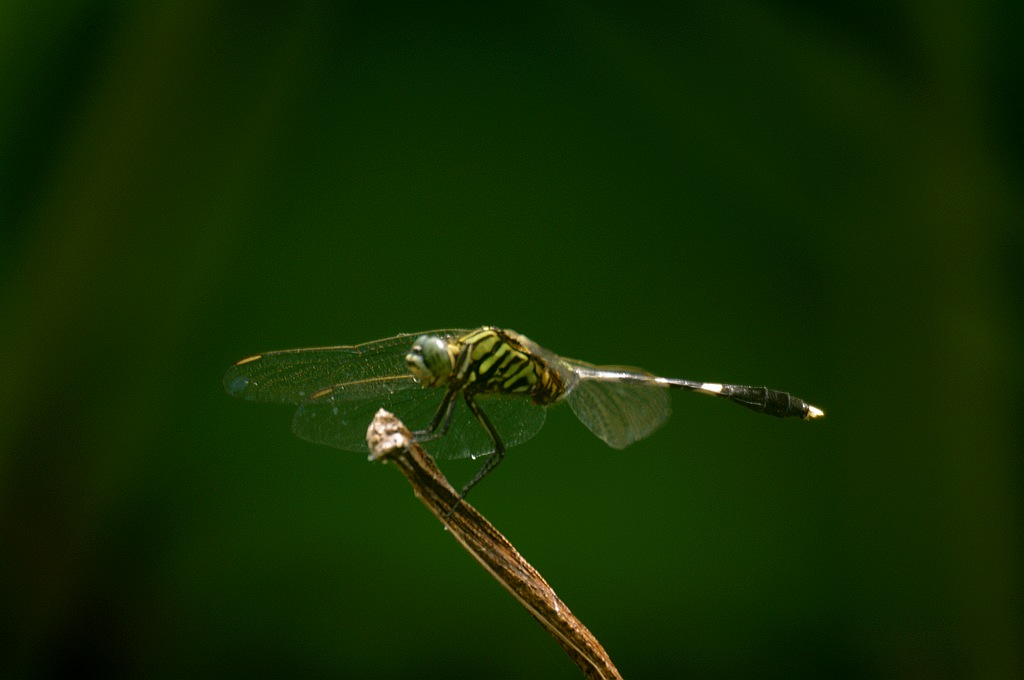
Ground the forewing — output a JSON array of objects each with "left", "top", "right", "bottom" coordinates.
[
  {"left": 563, "top": 362, "right": 671, "bottom": 449},
  {"left": 223, "top": 329, "right": 469, "bottom": 403}
]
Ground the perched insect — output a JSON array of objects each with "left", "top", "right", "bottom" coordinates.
[{"left": 224, "top": 326, "right": 823, "bottom": 503}]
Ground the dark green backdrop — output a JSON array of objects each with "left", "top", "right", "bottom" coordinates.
[{"left": 2, "top": 1, "right": 1020, "bottom": 677}]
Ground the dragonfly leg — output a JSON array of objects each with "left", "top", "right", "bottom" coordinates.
[
  {"left": 411, "top": 387, "right": 459, "bottom": 443},
  {"left": 443, "top": 393, "right": 506, "bottom": 518}
]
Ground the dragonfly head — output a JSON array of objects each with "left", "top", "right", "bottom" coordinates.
[{"left": 406, "top": 335, "right": 455, "bottom": 387}]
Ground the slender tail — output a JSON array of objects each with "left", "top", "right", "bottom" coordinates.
[{"left": 656, "top": 377, "right": 824, "bottom": 420}]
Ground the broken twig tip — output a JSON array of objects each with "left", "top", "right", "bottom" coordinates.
[{"left": 366, "top": 409, "right": 412, "bottom": 462}]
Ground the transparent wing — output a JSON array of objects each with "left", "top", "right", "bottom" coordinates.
[
  {"left": 225, "top": 328, "right": 547, "bottom": 459},
  {"left": 452, "top": 393, "right": 548, "bottom": 459},
  {"left": 223, "top": 329, "right": 470, "bottom": 403},
  {"left": 294, "top": 388, "right": 547, "bottom": 460},
  {"left": 562, "top": 361, "right": 672, "bottom": 449}
]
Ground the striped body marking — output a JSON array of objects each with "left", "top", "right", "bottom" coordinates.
[{"left": 452, "top": 327, "right": 565, "bottom": 405}]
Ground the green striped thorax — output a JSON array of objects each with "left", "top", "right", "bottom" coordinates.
[
  {"left": 406, "top": 328, "right": 567, "bottom": 405},
  {"left": 406, "top": 335, "right": 455, "bottom": 387}
]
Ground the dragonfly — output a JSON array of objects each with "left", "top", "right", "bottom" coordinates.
[{"left": 224, "top": 326, "right": 824, "bottom": 504}]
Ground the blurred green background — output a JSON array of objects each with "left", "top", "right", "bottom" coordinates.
[{"left": 2, "top": 1, "right": 1021, "bottom": 677}]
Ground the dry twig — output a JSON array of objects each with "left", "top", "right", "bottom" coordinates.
[{"left": 366, "top": 409, "right": 622, "bottom": 680}]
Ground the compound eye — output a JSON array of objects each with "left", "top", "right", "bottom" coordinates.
[{"left": 405, "top": 335, "right": 453, "bottom": 385}]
